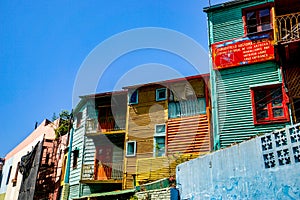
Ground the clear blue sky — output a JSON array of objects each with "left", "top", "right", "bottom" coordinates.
[{"left": 0, "top": 0, "right": 227, "bottom": 157}]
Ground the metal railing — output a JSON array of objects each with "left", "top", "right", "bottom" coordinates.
[
  {"left": 276, "top": 12, "right": 300, "bottom": 43},
  {"left": 81, "top": 162, "right": 124, "bottom": 181},
  {"left": 85, "top": 118, "right": 125, "bottom": 135}
]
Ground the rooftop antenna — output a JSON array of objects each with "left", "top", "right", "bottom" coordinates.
[{"left": 209, "top": 0, "right": 211, "bottom": 7}]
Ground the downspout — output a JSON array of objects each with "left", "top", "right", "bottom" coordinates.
[
  {"left": 207, "top": 11, "right": 220, "bottom": 150},
  {"left": 65, "top": 126, "right": 74, "bottom": 184}
]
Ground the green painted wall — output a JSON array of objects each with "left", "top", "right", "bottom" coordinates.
[
  {"left": 207, "top": 0, "right": 274, "bottom": 43},
  {"left": 216, "top": 62, "right": 287, "bottom": 148}
]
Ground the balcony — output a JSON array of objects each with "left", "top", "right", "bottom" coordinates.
[
  {"left": 85, "top": 118, "right": 125, "bottom": 136},
  {"left": 81, "top": 162, "right": 123, "bottom": 184},
  {"left": 276, "top": 12, "right": 300, "bottom": 43}
]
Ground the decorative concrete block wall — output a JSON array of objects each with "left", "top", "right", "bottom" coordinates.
[{"left": 177, "top": 123, "right": 300, "bottom": 199}]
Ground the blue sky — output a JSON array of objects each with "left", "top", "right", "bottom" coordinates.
[{"left": 0, "top": 0, "right": 227, "bottom": 157}]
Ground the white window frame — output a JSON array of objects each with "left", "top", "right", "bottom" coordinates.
[
  {"left": 153, "top": 124, "right": 166, "bottom": 157},
  {"left": 156, "top": 88, "right": 167, "bottom": 101},
  {"left": 126, "top": 141, "right": 136, "bottom": 157},
  {"left": 128, "top": 90, "right": 138, "bottom": 105}
]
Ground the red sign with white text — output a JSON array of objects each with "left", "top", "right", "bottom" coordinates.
[{"left": 212, "top": 35, "right": 274, "bottom": 70}]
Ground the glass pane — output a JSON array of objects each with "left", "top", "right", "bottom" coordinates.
[
  {"left": 247, "top": 11, "right": 257, "bottom": 33},
  {"left": 127, "top": 142, "right": 135, "bottom": 155},
  {"left": 155, "top": 136, "right": 165, "bottom": 157},
  {"left": 255, "top": 90, "right": 267, "bottom": 110},
  {"left": 259, "top": 9, "right": 271, "bottom": 31},
  {"left": 257, "top": 109, "right": 269, "bottom": 120},
  {"left": 271, "top": 89, "right": 282, "bottom": 107},
  {"left": 130, "top": 90, "right": 138, "bottom": 103},
  {"left": 156, "top": 124, "right": 166, "bottom": 134},
  {"left": 273, "top": 108, "right": 284, "bottom": 117}
]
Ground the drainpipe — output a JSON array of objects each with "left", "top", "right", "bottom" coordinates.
[{"left": 65, "top": 125, "right": 74, "bottom": 184}]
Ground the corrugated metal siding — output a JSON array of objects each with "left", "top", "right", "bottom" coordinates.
[
  {"left": 69, "top": 107, "right": 87, "bottom": 187},
  {"left": 69, "top": 184, "right": 79, "bottom": 200},
  {"left": 216, "top": 62, "right": 287, "bottom": 148},
  {"left": 209, "top": 1, "right": 274, "bottom": 43},
  {"left": 167, "top": 115, "right": 210, "bottom": 154},
  {"left": 83, "top": 137, "right": 95, "bottom": 165}
]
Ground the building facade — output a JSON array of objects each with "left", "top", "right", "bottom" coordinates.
[
  {"left": 123, "top": 74, "right": 212, "bottom": 189},
  {"left": 67, "top": 91, "right": 127, "bottom": 199},
  {"left": 204, "top": 0, "right": 291, "bottom": 150}
]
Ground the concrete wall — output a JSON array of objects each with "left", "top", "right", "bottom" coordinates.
[{"left": 176, "top": 123, "right": 300, "bottom": 199}]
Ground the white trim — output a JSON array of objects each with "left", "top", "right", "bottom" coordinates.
[
  {"left": 154, "top": 124, "right": 166, "bottom": 136},
  {"left": 126, "top": 141, "right": 136, "bottom": 157},
  {"left": 249, "top": 81, "right": 281, "bottom": 88}
]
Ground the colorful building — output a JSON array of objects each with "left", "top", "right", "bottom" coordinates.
[
  {"left": 204, "top": 0, "right": 291, "bottom": 150},
  {"left": 0, "top": 119, "right": 67, "bottom": 200},
  {"left": 123, "top": 74, "right": 212, "bottom": 189},
  {"left": 67, "top": 91, "right": 127, "bottom": 199},
  {"left": 274, "top": 0, "right": 300, "bottom": 124}
]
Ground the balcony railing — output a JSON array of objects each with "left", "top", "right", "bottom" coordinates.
[
  {"left": 85, "top": 118, "right": 125, "bottom": 135},
  {"left": 276, "top": 12, "right": 300, "bottom": 43},
  {"left": 81, "top": 162, "right": 123, "bottom": 182}
]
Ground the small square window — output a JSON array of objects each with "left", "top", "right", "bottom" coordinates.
[
  {"left": 251, "top": 84, "right": 289, "bottom": 125},
  {"left": 76, "top": 112, "right": 83, "bottom": 128},
  {"left": 156, "top": 88, "right": 167, "bottom": 101},
  {"left": 129, "top": 90, "right": 138, "bottom": 104},
  {"left": 155, "top": 124, "right": 166, "bottom": 135},
  {"left": 126, "top": 141, "right": 136, "bottom": 157}
]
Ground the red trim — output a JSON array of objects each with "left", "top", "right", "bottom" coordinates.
[{"left": 251, "top": 84, "right": 290, "bottom": 125}]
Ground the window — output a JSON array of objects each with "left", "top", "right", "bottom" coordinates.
[
  {"left": 6, "top": 166, "right": 12, "bottom": 185},
  {"left": 154, "top": 124, "right": 166, "bottom": 157},
  {"left": 76, "top": 112, "right": 82, "bottom": 128},
  {"left": 168, "top": 98, "right": 206, "bottom": 118},
  {"left": 129, "top": 90, "right": 138, "bottom": 104},
  {"left": 155, "top": 124, "right": 166, "bottom": 135},
  {"left": 154, "top": 136, "right": 166, "bottom": 157},
  {"left": 251, "top": 84, "right": 289, "bottom": 124},
  {"left": 126, "top": 141, "right": 136, "bottom": 157},
  {"left": 12, "top": 162, "right": 20, "bottom": 186},
  {"left": 72, "top": 149, "right": 79, "bottom": 169},
  {"left": 244, "top": 6, "right": 272, "bottom": 34},
  {"left": 156, "top": 88, "right": 167, "bottom": 101}
]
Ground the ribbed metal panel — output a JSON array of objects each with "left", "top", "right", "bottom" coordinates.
[
  {"left": 209, "top": 0, "right": 274, "bottom": 43},
  {"left": 216, "top": 62, "right": 287, "bottom": 148},
  {"left": 167, "top": 115, "right": 211, "bottom": 154},
  {"left": 83, "top": 137, "right": 95, "bottom": 165},
  {"left": 69, "top": 184, "right": 79, "bottom": 200}
]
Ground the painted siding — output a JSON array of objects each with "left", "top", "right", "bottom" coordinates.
[
  {"left": 69, "top": 184, "right": 79, "bottom": 200},
  {"left": 208, "top": 0, "right": 274, "bottom": 43},
  {"left": 167, "top": 115, "right": 210, "bottom": 154},
  {"left": 0, "top": 157, "right": 13, "bottom": 197},
  {"left": 125, "top": 85, "right": 168, "bottom": 189},
  {"left": 69, "top": 106, "right": 87, "bottom": 196},
  {"left": 216, "top": 62, "right": 287, "bottom": 148}
]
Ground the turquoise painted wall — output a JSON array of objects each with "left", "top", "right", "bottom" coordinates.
[
  {"left": 205, "top": 0, "right": 284, "bottom": 149},
  {"left": 216, "top": 62, "right": 287, "bottom": 148},
  {"left": 206, "top": 0, "right": 274, "bottom": 43}
]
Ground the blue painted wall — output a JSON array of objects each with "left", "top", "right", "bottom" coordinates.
[
  {"left": 176, "top": 123, "right": 300, "bottom": 199},
  {"left": 0, "top": 157, "right": 13, "bottom": 197}
]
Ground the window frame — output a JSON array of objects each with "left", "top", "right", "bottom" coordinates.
[
  {"left": 242, "top": 3, "right": 273, "bottom": 35},
  {"left": 72, "top": 148, "right": 79, "bottom": 169},
  {"left": 250, "top": 83, "right": 289, "bottom": 125},
  {"left": 155, "top": 124, "right": 166, "bottom": 136},
  {"left": 126, "top": 141, "right": 136, "bottom": 157},
  {"left": 156, "top": 88, "right": 167, "bottom": 101},
  {"left": 76, "top": 112, "right": 83, "bottom": 128},
  {"left": 153, "top": 135, "right": 166, "bottom": 157},
  {"left": 128, "top": 90, "right": 138, "bottom": 105}
]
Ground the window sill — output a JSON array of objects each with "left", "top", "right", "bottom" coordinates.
[{"left": 254, "top": 118, "right": 289, "bottom": 125}]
